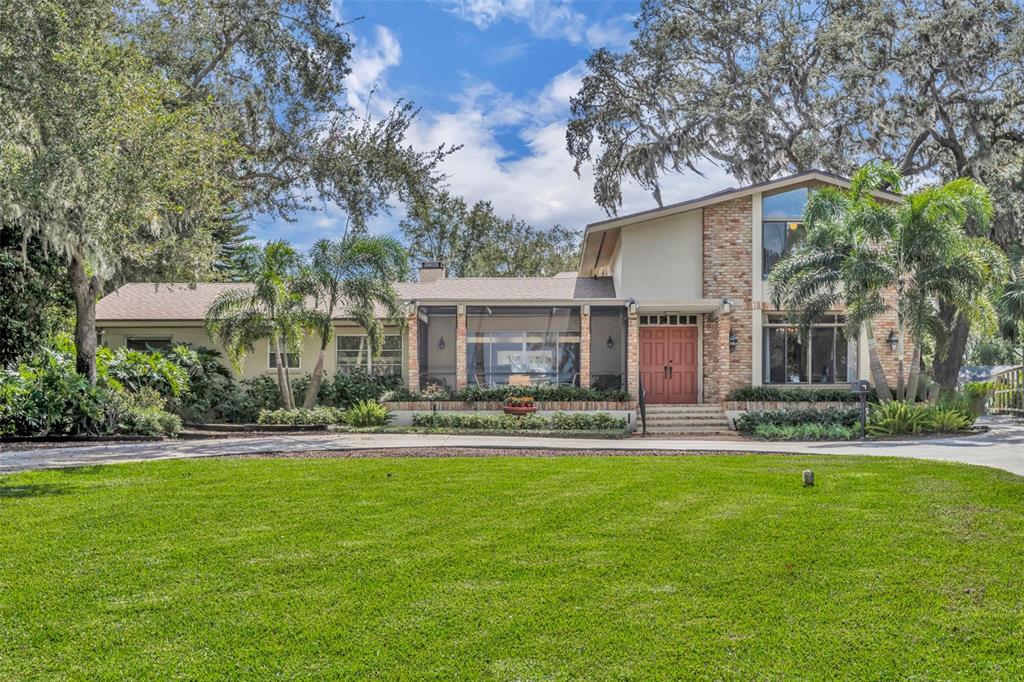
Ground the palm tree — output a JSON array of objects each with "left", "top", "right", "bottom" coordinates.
[
  {"left": 770, "top": 162, "right": 1005, "bottom": 401},
  {"left": 998, "top": 246, "right": 1024, "bottom": 365},
  {"left": 205, "top": 241, "right": 315, "bottom": 410},
  {"left": 298, "top": 236, "right": 409, "bottom": 409}
]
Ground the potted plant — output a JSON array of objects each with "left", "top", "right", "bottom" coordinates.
[{"left": 503, "top": 395, "right": 536, "bottom": 415}]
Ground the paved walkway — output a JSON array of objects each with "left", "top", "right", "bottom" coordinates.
[{"left": 2, "top": 417, "right": 1022, "bottom": 476}]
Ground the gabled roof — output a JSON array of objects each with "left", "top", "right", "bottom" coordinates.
[
  {"left": 585, "top": 169, "right": 900, "bottom": 233},
  {"left": 578, "top": 169, "right": 901, "bottom": 276},
  {"left": 96, "top": 276, "right": 620, "bottom": 322}
]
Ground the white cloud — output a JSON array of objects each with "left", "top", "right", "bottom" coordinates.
[
  {"left": 439, "top": 1, "right": 634, "bottom": 48},
  {"left": 343, "top": 25, "right": 402, "bottom": 110},
  {"left": 407, "top": 65, "right": 734, "bottom": 229}
]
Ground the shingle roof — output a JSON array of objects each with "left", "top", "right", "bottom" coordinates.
[{"left": 96, "top": 276, "right": 619, "bottom": 321}]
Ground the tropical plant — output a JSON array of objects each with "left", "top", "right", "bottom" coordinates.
[
  {"left": 923, "top": 406, "right": 973, "bottom": 433},
  {"left": 97, "top": 347, "right": 190, "bottom": 399},
  {"left": 770, "top": 162, "right": 1007, "bottom": 401},
  {"left": 160, "top": 344, "right": 234, "bottom": 422},
  {"left": 298, "top": 236, "right": 409, "bottom": 409},
  {"left": 341, "top": 400, "right": 394, "bottom": 427},
  {"left": 735, "top": 407, "right": 860, "bottom": 435},
  {"left": 867, "top": 401, "right": 933, "bottom": 436},
  {"left": 998, "top": 245, "right": 1024, "bottom": 363},
  {"left": 753, "top": 423, "right": 858, "bottom": 441},
  {"left": 205, "top": 241, "right": 317, "bottom": 410}
]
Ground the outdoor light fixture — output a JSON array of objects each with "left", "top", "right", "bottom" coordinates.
[
  {"left": 728, "top": 329, "right": 738, "bottom": 351},
  {"left": 886, "top": 329, "right": 898, "bottom": 351},
  {"left": 627, "top": 298, "right": 638, "bottom": 315},
  {"left": 438, "top": 336, "right": 446, "bottom": 350},
  {"left": 606, "top": 335, "right": 614, "bottom": 349}
]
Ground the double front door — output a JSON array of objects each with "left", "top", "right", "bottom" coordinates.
[{"left": 639, "top": 326, "right": 698, "bottom": 404}]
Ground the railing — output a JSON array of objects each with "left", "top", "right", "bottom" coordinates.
[{"left": 991, "top": 365, "right": 1024, "bottom": 416}]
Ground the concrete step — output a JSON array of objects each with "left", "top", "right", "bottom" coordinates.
[
  {"left": 643, "top": 406, "right": 725, "bottom": 414},
  {"left": 641, "top": 416, "right": 729, "bottom": 426},
  {"left": 639, "top": 424, "right": 735, "bottom": 435}
]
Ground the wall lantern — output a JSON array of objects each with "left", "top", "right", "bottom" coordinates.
[
  {"left": 886, "top": 329, "right": 898, "bottom": 351},
  {"left": 728, "top": 329, "right": 738, "bottom": 352},
  {"left": 606, "top": 335, "right": 615, "bottom": 349},
  {"left": 438, "top": 336, "right": 446, "bottom": 350},
  {"left": 627, "top": 298, "right": 638, "bottom": 315}
]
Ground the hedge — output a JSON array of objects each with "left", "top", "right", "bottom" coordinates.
[
  {"left": 411, "top": 411, "right": 628, "bottom": 431},
  {"left": 735, "top": 406, "right": 860, "bottom": 435}
]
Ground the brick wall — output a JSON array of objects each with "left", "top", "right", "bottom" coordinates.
[
  {"left": 703, "top": 197, "right": 753, "bottom": 400},
  {"left": 870, "top": 288, "right": 916, "bottom": 392},
  {"left": 455, "top": 305, "right": 467, "bottom": 392},
  {"left": 580, "top": 305, "right": 591, "bottom": 389},
  {"left": 626, "top": 307, "right": 639, "bottom": 399},
  {"left": 406, "top": 307, "right": 420, "bottom": 393}
]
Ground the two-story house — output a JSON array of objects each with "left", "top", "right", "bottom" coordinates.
[{"left": 96, "top": 170, "right": 910, "bottom": 405}]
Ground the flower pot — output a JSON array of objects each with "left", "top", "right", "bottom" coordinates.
[{"left": 503, "top": 405, "right": 537, "bottom": 416}]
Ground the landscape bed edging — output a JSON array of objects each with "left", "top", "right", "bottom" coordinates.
[{"left": 383, "top": 400, "right": 637, "bottom": 411}]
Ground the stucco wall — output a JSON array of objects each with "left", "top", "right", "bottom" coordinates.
[
  {"left": 615, "top": 209, "right": 703, "bottom": 301},
  {"left": 99, "top": 323, "right": 406, "bottom": 382}
]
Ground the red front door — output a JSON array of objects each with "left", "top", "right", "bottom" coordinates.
[{"left": 639, "top": 326, "right": 698, "bottom": 404}]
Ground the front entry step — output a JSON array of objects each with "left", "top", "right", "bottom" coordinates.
[{"left": 638, "top": 404, "right": 732, "bottom": 436}]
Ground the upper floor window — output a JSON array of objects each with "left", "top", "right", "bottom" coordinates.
[{"left": 762, "top": 187, "right": 808, "bottom": 278}]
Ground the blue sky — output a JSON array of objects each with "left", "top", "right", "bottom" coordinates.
[{"left": 253, "top": 0, "right": 732, "bottom": 249}]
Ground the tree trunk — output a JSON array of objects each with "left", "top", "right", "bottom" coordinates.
[
  {"left": 302, "top": 344, "right": 328, "bottom": 409},
  {"left": 69, "top": 253, "right": 100, "bottom": 384},
  {"left": 274, "top": 335, "right": 292, "bottom": 409},
  {"left": 283, "top": 360, "right": 295, "bottom": 410},
  {"left": 896, "top": 317, "right": 906, "bottom": 401},
  {"left": 906, "top": 344, "right": 922, "bottom": 404},
  {"left": 932, "top": 303, "right": 971, "bottom": 391},
  {"left": 865, "top": 320, "right": 893, "bottom": 402}
]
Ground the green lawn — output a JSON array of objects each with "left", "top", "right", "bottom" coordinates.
[{"left": 2, "top": 455, "right": 1023, "bottom": 680}]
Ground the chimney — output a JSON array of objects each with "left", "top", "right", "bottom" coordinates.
[{"left": 419, "top": 260, "right": 446, "bottom": 282}]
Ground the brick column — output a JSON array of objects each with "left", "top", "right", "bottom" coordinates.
[
  {"left": 626, "top": 305, "right": 640, "bottom": 400},
  {"left": 455, "top": 304, "right": 467, "bottom": 391},
  {"left": 406, "top": 305, "right": 420, "bottom": 393},
  {"left": 579, "top": 305, "right": 591, "bottom": 389}
]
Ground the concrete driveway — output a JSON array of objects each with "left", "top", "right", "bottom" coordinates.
[{"left": 2, "top": 416, "right": 1022, "bottom": 476}]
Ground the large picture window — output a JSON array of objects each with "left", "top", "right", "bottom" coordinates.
[
  {"left": 468, "top": 331, "right": 581, "bottom": 386},
  {"left": 762, "top": 187, "right": 808, "bottom": 277},
  {"left": 336, "top": 334, "right": 402, "bottom": 376},
  {"left": 763, "top": 313, "right": 853, "bottom": 385}
]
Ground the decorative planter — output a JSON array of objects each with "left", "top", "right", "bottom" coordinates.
[{"left": 503, "top": 405, "right": 537, "bottom": 416}]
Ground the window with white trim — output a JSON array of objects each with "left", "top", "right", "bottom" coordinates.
[
  {"left": 762, "top": 187, "right": 808, "bottom": 278},
  {"left": 762, "top": 313, "right": 854, "bottom": 384},
  {"left": 336, "top": 334, "right": 402, "bottom": 376},
  {"left": 268, "top": 340, "right": 301, "bottom": 369}
]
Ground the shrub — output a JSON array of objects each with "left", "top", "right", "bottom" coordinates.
[
  {"left": 962, "top": 381, "right": 995, "bottom": 415},
  {"left": 410, "top": 411, "right": 627, "bottom": 432},
  {"left": 341, "top": 400, "right": 393, "bottom": 427},
  {"left": 102, "top": 388, "right": 182, "bottom": 437},
  {"left": 161, "top": 344, "right": 234, "bottom": 422},
  {"left": 867, "top": 401, "right": 932, "bottom": 436},
  {"left": 923, "top": 406, "right": 973, "bottom": 433},
  {"left": 549, "top": 412, "right": 627, "bottom": 430},
  {"left": 753, "top": 423, "right": 858, "bottom": 440},
  {"left": 218, "top": 376, "right": 283, "bottom": 423},
  {"left": 729, "top": 386, "right": 870, "bottom": 403},
  {"left": 97, "top": 346, "right": 190, "bottom": 399},
  {"left": 257, "top": 407, "right": 347, "bottom": 426},
  {"left": 0, "top": 351, "right": 105, "bottom": 436},
  {"left": 735, "top": 407, "right": 859, "bottom": 435}
]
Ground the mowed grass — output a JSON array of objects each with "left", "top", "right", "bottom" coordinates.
[{"left": 2, "top": 455, "right": 1023, "bottom": 680}]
